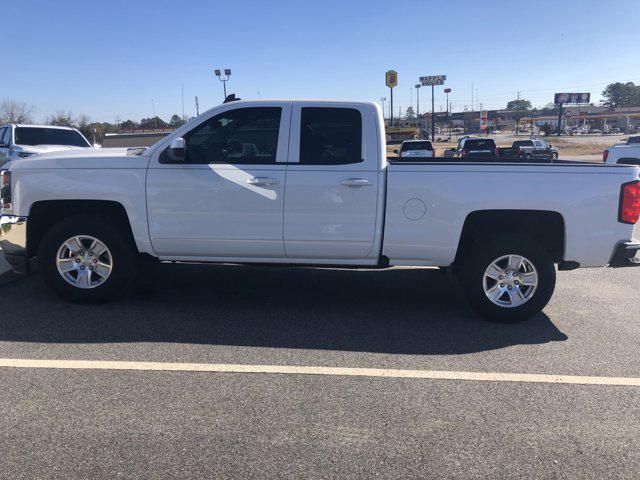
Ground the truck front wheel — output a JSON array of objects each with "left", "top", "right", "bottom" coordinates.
[
  {"left": 38, "top": 215, "right": 136, "bottom": 303},
  {"left": 461, "top": 234, "right": 556, "bottom": 323}
]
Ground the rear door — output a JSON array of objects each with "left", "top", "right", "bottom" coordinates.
[{"left": 283, "top": 103, "right": 380, "bottom": 259}]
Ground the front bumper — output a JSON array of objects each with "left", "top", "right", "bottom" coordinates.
[
  {"left": 610, "top": 241, "right": 640, "bottom": 268},
  {"left": 0, "top": 215, "right": 29, "bottom": 274}
]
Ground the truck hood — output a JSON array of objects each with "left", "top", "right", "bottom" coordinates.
[
  {"left": 16, "top": 144, "right": 89, "bottom": 154},
  {"left": 6, "top": 147, "right": 149, "bottom": 170}
]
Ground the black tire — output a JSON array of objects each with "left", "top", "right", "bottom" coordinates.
[
  {"left": 461, "top": 234, "right": 556, "bottom": 323},
  {"left": 524, "top": 153, "right": 533, "bottom": 160},
  {"left": 552, "top": 152, "right": 558, "bottom": 161},
  {"left": 38, "top": 215, "right": 137, "bottom": 303}
]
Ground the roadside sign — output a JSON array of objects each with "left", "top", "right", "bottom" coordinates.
[
  {"left": 420, "top": 75, "right": 446, "bottom": 86},
  {"left": 386, "top": 70, "right": 398, "bottom": 88},
  {"left": 554, "top": 93, "right": 590, "bottom": 105}
]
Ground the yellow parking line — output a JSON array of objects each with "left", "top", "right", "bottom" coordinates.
[{"left": 1, "top": 358, "right": 639, "bottom": 387}]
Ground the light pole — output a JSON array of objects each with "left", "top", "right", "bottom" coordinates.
[
  {"left": 214, "top": 68, "right": 231, "bottom": 100},
  {"left": 444, "top": 88, "right": 451, "bottom": 140},
  {"left": 415, "top": 84, "right": 420, "bottom": 120},
  {"left": 380, "top": 97, "right": 387, "bottom": 121}
]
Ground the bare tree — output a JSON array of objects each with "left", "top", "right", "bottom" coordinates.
[
  {"left": 0, "top": 99, "right": 35, "bottom": 124},
  {"left": 47, "top": 111, "right": 75, "bottom": 127}
]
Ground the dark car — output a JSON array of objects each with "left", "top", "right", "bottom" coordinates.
[{"left": 453, "top": 137, "right": 499, "bottom": 159}]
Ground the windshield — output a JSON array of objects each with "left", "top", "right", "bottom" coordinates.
[
  {"left": 15, "top": 127, "right": 90, "bottom": 147},
  {"left": 402, "top": 141, "right": 432, "bottom": 151}
]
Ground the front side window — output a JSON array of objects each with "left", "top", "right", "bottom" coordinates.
[
  {"left": 164, "top": 107, "right": 281, "bottom": 164},
  {"left": 300, "top": 107, "right": 362, "bottom": 165},
  {"left": 14, "top": 127, "right": 89, "bottom": 147}
]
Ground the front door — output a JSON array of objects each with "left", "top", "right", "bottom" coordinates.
[
  {"left": 146, "top": 103, "right": 291, "bottom": 258},
  {"left": 283, "top": 104, "right": 379, "bottom": 259}
]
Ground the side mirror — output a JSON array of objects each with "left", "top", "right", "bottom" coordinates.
[{"left": 167, "top": 137, "right": 186, "bottom": 162}]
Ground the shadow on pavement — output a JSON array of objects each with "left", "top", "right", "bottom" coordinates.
[{"left": 0, "top": 263, "right": 567, "bottom": 355}]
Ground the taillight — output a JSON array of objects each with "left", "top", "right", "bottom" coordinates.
[
  {"left": 0, "top": 170, "right": 10, "bottom": 209},
  {"left": 603, "top": 149, "right": 609, "bottom": 162},
  {"left": 619, "top": 180, "right": 640, "bottom": 224}
]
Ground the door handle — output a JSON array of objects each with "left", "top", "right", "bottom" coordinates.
[
  {"left": 247, "top": 176, "right": 280, "bottom": 186},
  {"left": 341, "top": 178, "right": 372, "bottom": 187}
]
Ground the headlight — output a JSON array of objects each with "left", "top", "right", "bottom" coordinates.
[
  {"left": 17, "top": 151, "right": 35, "bottom": 158},
  {"left": 1, "top": 170, "right": 11, "bottom": 209}
]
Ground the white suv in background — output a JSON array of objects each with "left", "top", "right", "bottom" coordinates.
[
  {"left": 394, "top": 139, "right": 434, "bottom": 159},
  {"left": 0, "top": 124, "right": 92, "bottom": 166}
]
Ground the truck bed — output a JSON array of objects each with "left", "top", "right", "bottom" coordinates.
[{"left": 382, "top": 160, "right": 640, "bottom": 268}]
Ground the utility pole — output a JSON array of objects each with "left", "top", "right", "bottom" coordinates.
[
  {"left": 431, "top": 84, "right": 436, "bottom": 141},
  {"left": 380, "top": 97, "right": 387, "bottom": 120},
  {"left": 516, "top": 91, "right": 520, "bottom": 134},
  {"left": 415, "top": 84, "right": 421, "bottom": 118},
  {"left": 151, "top": 99, "right": 157, "bottom": 130},
  {"left": 195, "top": 96, "right": 200, "bottom": 116},
  {"left": 181, "top": 83, "right": 185, "bottom": 122}
]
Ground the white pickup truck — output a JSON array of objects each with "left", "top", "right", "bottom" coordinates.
[
  {"left": 603, "top": 136, "right": 640, "bottom": 165},
  {"left": 1, "top": 100, "right": 639, "bottom": 323}
]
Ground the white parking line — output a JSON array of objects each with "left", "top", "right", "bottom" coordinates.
[{"left": 1, "top": 358, "right": 639, "bottom": 386}]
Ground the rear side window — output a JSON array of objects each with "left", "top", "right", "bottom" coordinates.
[
  {"left": 300, "top": 107, "right": 362, "bottom": 165},
  {"left": 401, "top": 141, "right": 433, "bottom": 151},
  {"left": 464, "top": 139, "right": 496, "bottom": 150}
]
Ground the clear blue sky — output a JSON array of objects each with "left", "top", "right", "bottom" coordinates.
[{"left": 4, "top": 0, "right": 640, "bottom": 123}]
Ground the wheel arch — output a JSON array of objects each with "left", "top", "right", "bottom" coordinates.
[
  {"left": 27, "top": 200, "right": 139, "bottom": 258},
  {"left": 454, "top": 210, "right": 566, "bottom": 266}
]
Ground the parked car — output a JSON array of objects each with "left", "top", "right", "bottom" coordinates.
[
  {"left": 0, "top": 124, "right": 92, "bottom": 167},
  {"left": 488, "top": 130, "right": 502, "bottom": 135},
  {"left": 590, "top": 129, "right": 603, "bottom": 134},
  {"left": 451, "top": 137, "right": 499, "bottom": 159},
  {"left": 1, "top": 100, "right": 639, "bottom": 323},
  {"left": 603, "top": 136, "right": 640, "bottom": 165},
  {"left": 499, "top": 139, "right": 559, "bottom": 162},
  {"left": 393, "top": 140, "right": 434, "bottom": 159}
]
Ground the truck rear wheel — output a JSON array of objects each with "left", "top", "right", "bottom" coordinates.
[
  {"left": 38, "top": 215, "right": 136, "bottom": 303},
  {"left": 461, "top": 234, "right": 556, "bottom": 323}
]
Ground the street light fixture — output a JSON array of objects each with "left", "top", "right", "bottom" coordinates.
[{"left": 214, "top": 68, "right": 232, "bottom": 100}]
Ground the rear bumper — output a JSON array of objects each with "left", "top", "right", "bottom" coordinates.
[
  {"left": 609, "top": 241, "right": 640, "bottom": 268},
  {"left": 0, "top": 215, "right": 29, "bottom": 274}
]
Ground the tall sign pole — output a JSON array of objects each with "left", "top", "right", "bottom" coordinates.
[
  {"left": 420, "top": 75, "right": 446, "bottom": 142},
  {"left": 386, "top": 70, "right": 397, "bottom": 127}
]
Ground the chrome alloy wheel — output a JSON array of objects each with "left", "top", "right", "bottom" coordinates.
[
  {"left": 55, "top": 235, "right": 113, "bottom": 289},
  {"left": 482, "top": 254, "right": 538, "bottom": 308}
]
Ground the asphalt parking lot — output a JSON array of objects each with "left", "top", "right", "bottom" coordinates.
[{"left": 1, "top": 263, "right": 639, "bottom": 479}]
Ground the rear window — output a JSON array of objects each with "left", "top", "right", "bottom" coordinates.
[
  {"left": 14, "top": 127, "right": 90, "bottom": 147},
  {"left": 300, "top": 107, "right": 362, "bottom": 165},
  {"left": 401, "top": 141, "right": 433, "bottom": 151},
  {"left": 463, "top": 139, "right": 496, "bottom": 150},
  {"left": 627, "top": 136, "right": 640, "bottom": 144}
]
